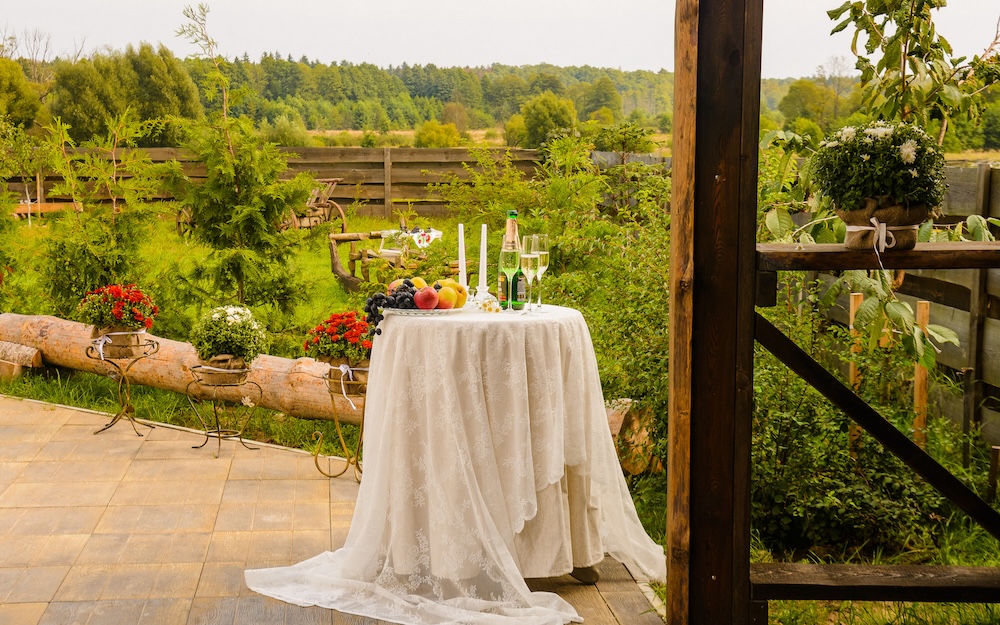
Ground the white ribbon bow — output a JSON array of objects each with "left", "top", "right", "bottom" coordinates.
[
  {"left": 335, "top": 364, "right": 370, "bottom": 411},
  {"left": 845, "top": 217, "right": 919, "bottom": 253},
  {"left": 92, "top": 335, "right": 113, "bottom": 361}
]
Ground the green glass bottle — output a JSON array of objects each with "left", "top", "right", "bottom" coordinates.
[{"left": 497, "top": 210, "right": 525, "bottom": 310}]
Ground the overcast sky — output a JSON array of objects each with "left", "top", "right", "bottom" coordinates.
[{"left": 2, "top": 1, "right": 999, "bottom": 79}]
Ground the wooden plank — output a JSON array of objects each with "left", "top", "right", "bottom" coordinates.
[
  {"left": 757, "top": 242, "right": 1000, "bottom": 272},
  {"left": 914, "top": 301, "right": 930, "bottom": 449},
  {"left": 755, "top": 312, "right": 1000, "bottom": 541},
  {"left": 751, "top": 563, "right": 1000, "bottom": 602},
  {"left": 940, "top": 165, "right": 983, "bottom": 216},
  {"left": 383, "top": 148, "right": 392, "bottom": 219}
]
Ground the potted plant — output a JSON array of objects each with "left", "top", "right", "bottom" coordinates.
[
  {"left": 810, "top": 120, "right": 946, "bottom": 251},
  {"left": 304, "top": 311, "right": 372, "bottom": 394},
  {"left": 189, "top": 305, "right": 267, "bottom": 385},
  {"left": 75, "top": 284, "right": 158, "bottom": 359}
]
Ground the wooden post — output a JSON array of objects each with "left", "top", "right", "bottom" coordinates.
[
  {"left": 848, "top": 293, "right": 863, "bottom": 456},
  {"left": 383, "top": 147, "right": 393, "bottom": 219},
  {"left": 668, "top": 0, "right": 763, "bottom": 622},
  {"left": 913, "top": 301, "right": 930, "bottom": 450},
  {"left": 962, "top": 163, "right": 991, "bottom": 467},
  {"left": 988, "top": 447, "right": 1000, "bottom": 504}
]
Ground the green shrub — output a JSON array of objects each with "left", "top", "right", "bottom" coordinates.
[{"left": 414, "top": 120, "right": 462, "bottom": 148}]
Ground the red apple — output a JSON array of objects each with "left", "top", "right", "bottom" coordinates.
[{"left": 413, "top": 286, "right": 439, "bottom": 310}]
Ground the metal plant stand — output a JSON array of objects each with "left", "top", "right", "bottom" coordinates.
[
  {"left": 185, "top": 365, "right": 261, "bottom": 458},
  {"left": 314, "top": 369, "right": 365, "bottom": 481},
  {"left": 86, "top": 333, "right": 160, "bottom": 436}
]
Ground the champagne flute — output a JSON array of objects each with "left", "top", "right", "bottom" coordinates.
[
  {"left": 534, "top": 234, "right": 549, "bottom": 312},
  {"left": 498, "top": 246, "right": 520, "bottom": 312},
  {"left": 520, "top": 235, "right": 540, "bottom": 314}
]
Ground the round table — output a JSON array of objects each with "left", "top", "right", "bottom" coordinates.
[{"left": 247, "top": 305, "right": 665, "bottom": 625}]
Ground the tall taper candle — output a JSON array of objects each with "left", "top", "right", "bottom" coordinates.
[
  {"left": 478, "top": 223, "right": 488, "bottom": 291},
  {"left": 457, "top": 223, "right": 466, "bottom": 287}
]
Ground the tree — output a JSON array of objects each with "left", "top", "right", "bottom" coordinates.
[
  {"left": 505, "top": 114, "right": 528, "bottom": 147},
  {"left": 0, "top": 58, "right": 41, "bottom": 127},
  {"left": 441, "top": 101, "right": 469, "bottom": 132},
  {"left": 983, "top": 100, "right": 1000, "bottom": 149},
  {"left": 414, "top": 119, "right": 462, "bottom": 147},
  {"left": 579, "top": 77, "right": 623, "bottom": 122},
  {"left": 778, "top": 79, "right": 836, "bottom": 130},
  {"left": 521, "top": 92, "right": 577, "bottom": 148},
  {"left": 830, "top": 0, "right": 1000, "bottom": 142},
  {"left": 816, "top": 55, "right": 857, "bottom": 122},
  {"left": 529, "top": 72, "right": 564, "bottom": 96},
  {"left": 483, "top": 73, "right": 528, "bottom": 121}
]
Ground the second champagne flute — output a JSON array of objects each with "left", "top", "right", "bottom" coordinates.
[
  {"left": 520, "top": 235, "right": 539, "bottom": 314},
  {"left": 534, "top": 234, "right": 549, "bottom": 312}
]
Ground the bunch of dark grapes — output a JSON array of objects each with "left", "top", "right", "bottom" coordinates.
[{"left": 363, "top": 279, "right": 418, "bottom": 336}]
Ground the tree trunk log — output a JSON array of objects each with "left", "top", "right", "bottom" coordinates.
[
  {"left": 0, "top": 314, "right": 363, "bottom": 424},
  {"left": 0, "top": 340, "right": 43, "bottom": 367}
]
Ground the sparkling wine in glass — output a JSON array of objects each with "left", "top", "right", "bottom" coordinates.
[
  {"left": 534, "top": 234, "right": 549, "bottom": 312},
  {"left": 498, "top": 248, "right": 520, "bottom": 311},
  {"left": 520, "top": 235, "right": 540, "bottom": 313}
]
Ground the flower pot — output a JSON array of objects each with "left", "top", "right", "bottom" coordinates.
[
  {"left": 192, "top": 354, "right": 250, "bottom": 386},
  {"left": 320, "top": 356, "right": 369, "bottom": 395},
  {"left": 836, "top": 197, "right": 929, "bottom": 252},
  {"left": 93, "top": 326, "right": 146, "bottom": 360}
]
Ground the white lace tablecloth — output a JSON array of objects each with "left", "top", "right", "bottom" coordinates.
[{"left": 246, "top": 305, "right": 665, "bottom": 625}]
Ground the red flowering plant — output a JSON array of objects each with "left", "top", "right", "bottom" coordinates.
[
  {"left": 75, "top": 284, "right": 158, "bottom": 331},
  {"left": 303, "top": 311, "right": 372, "bottom": 364}
]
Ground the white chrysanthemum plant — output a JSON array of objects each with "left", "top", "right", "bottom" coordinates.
[
  {"left": 188, "top": 305, "right": 268, "bottom": 371},
  {"left": 810, "top": 120, "right": 946, "bottom": 251}
]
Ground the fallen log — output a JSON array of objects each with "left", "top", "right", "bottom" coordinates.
[
  {"left": 0, "top": 340, "right": 43, "bottom": 367},
  {"left": 0, "top": 313, "right": 363, "bottom": 424}
]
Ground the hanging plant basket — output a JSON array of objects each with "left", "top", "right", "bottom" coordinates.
[
  {"left": 320, "top": 356, "right": 369, "bottom": 396},
  {"left": 191, "top": 354, "right": 250, "bottom": 386},
  {"left": 93, "top": 327, "right": 147, "bottom": 360}
]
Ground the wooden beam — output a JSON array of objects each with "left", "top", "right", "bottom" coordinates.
[
  {"left": 751, "top": 563, "right": 1000, "bottom": 602},
  {"left": 963, "top": 163, "right": 992, "bottom": 466},
  {"left": 669, "top": 0, "right": 762, "bottom": 622},
  {"left": 756, "top": 242, "right": 1000, "bottom": 272},
  {"left": 383, "top": 147, "right": 393, "bottom": 219},
  {"left": 755, "top": 313, "right": 1000, "bottom": 541}
]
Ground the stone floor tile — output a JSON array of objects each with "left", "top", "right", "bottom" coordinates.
[
  {"left": 248, "top": 531, "right": 293, "bottom": 562},
  {"left": 18, "top": 460, "right": 132, "bottom": 484},
  {"left": 221, "top": 481, "right": 259, "bottom": 504},
  {"left": 37, "top": 600, "right": 98, "bottom": 625},
  {"left": 186, "top": 596, "right": 237, "bottom": 625},
  {"left": 290, "top": 530, "right": 330, "bottom": 561},
  {"left": 196, "top": 562, "right": 247, "bottom": 598},
  {"left": 99, "top": 563, "right": 159, "bottom": 600},
  {"left": 86, "top": 598, "right": 147, "bottom": 624},
  {"left": 0, "top": 567, "right": 23, "bottom": 600},
  {"left": 175, "top": 505, "right": 219, "bottom": 533},
  {"left": 54, "top": 565, "right": 114, "bottom": 601},
  {"left": 32, "top": 441, "right": 81, "bottom": 462},
  {"left": 123, "top": 458, "right": 232, "bottom": 483},
  {"left": 0, "top": 442, "right": 46, "bottom": 463},
  {"left": 257, "top": 457, "right": 304, "bottom": 481},
  {"left": 255, "top": 480, "right": 297, "bottom": 503},
  {"left": 252, "top": 503, "right": 294, "bottom": 531},
  {"left": 119, "top": 534, "right": 174, "bottom": 564},
  {"left": 233, "top": 594, "right": 286, "bottom": 625},
  {"left": 0, "top": 461, "right": 27, "bottom": 485},
  {"left": 76, "top": 534, "right": 129, "bottom": 565},
  {"left": 285, "top": 603, "right": 334, "bottom": 625},
  {"left": 294, "top": 480, "right": 330, "bottom": 503},
  {"left": 137, "top": 598, "right": 192, "bottom": 625},
  {"left": 150, "top": 563, "right": 202, "bottom": 599},
  {"left": 0, "top": 507, "right": 25, "bottom": 533},
  {"left": 164, "top": 532, "right": 212, "bottom": 564},
  {"left": 37, "top": 534, "right": 91, "bottom": 566},
  {"left": 227, "top": 458, "right": 263, "bottom": 481},
  {"left": 0, "top": 482, "right": 118, "bottom": 508},
  {"left": 206, "top": 532, "right": 252, "bottom": 563},
  {"left": 214, "top": 504, "right": 254, "bottom": 532},
  {"left": 0, "top": 602, "right": 48, "bottom": 625},
  {"left": 4, "top": 566, "right": 71, "bottom": 603},
  {"left": 0, "top": 424, "right": 62, "bottom": 443},
  {"left": 293, "top": 503, "right": 331, "bottom": 531},
  {"left": 10, "top": 507, "right": 104, "bottom": 536},
  {"left": 0, "top": 535, "right": 49, "bottom": 566},
  {"left": 95, "top": 506, "right": 143, "bottom": 534}
]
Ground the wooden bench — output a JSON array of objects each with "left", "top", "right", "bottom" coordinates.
[{"left": 750, "top": 563, "right": 1000, "bottom": 622}]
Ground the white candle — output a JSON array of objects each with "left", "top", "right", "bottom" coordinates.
[
  {"left": 457, "top": 223, "right": 466, "bottom": 287},
  {"left": 478, "top": 224, "right": 488, "bottom": 291}
]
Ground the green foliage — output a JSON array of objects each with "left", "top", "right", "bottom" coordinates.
[
  {"left": 258, "top": 114, "right": 313, "bottom": 146},
  {"left": 504, "top": 114, "right": 527, "bottom": 147},
  {"left": 830, "top": 0, "right": 1000, "bottom": 136},
  {"left": 188, "top": 305, "right": 268, "bottom": 362},
  {"left": 786, "top": 117, "right": 824, "bottom": 149},
  {"left": 810, "top": 121, "right": 946, "bottom": 211},
  {"left": 0, "top": 58, "right": 41, "bottom": 127},
  {"left": 173, "top": 4, "right": 312, "bottom": 308},
  {"left": 414, "top": 119, "right": 462, "bottom": 148},
  {"left": 578, "top": 76, "right": 622, "bottom": 122},
  {"left": 752, "top": 303, "right": 976, "bottom": 554},
  {"left": 520, "top": 92, "right": 577, "bottom": 148},
  {"left": 74, "top": 283, "right": 158, "bottom": 331},
  {"left": 779, "top": 79, "right": 837, "bottom": 130},
  {"left": 38, "top": 116, "right": 164, "bottom": 316}
]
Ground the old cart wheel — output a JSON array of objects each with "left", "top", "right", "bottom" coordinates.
[{"left": 328, "top": 200, "right": 348, "bottom": 234}]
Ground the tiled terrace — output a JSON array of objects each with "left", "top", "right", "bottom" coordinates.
[{"left": 0, "top": 395, "right": 662, "bottom": 625}]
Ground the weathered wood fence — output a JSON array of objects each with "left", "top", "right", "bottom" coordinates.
[{"left": 7, "top": 147, "right": 541, "bottom": 220}]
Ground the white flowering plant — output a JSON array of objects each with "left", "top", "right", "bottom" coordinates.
[
  {"left": 810, "top": 121, "right": 946, "bottom": 212},
  {"left": 188, "top": 305, "right": 268, "bottom": 363}
]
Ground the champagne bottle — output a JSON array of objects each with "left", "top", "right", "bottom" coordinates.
[{"left": 497, "top": 210, "right": 525, "bottom": 310}]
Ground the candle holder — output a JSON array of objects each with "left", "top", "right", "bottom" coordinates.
[
  {"left": 86, "top": 333, "right": 159, "bottom": 436},
  {"left": 185, "top": 365, "right": 262, "bottom": 458}
]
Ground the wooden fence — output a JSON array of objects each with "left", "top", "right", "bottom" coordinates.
[{"left": 7, "top": 147, "right": 542, "bottom": 220}]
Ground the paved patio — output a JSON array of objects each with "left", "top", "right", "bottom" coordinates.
[{"left": 0, "top": 394, "right": 662, "bottom": 625}]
